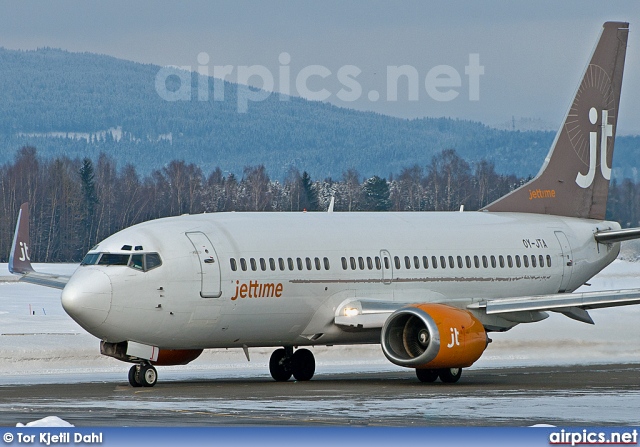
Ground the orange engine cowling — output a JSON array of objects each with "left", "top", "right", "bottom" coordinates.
[{"left": 381, "top": 303, "right": 487, "bottom": 369}]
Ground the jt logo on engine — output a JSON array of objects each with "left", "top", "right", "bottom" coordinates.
[
  {"left": 576, "top": 107, "right": 613, "bottom": 188},
  {"left": 447, "top": 327, "right": 460, "bottom": 348}
]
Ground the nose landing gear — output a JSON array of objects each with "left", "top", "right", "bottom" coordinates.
[
  {"left": 128, "top": 363, "right": 158, "bottom": 387},
  {"left": 269, "top": 347, "right": 316, "bottom": 382}
]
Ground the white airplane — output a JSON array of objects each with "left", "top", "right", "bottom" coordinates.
[{"left": 9, "top": 22, "right": 640, "bottom": 387}]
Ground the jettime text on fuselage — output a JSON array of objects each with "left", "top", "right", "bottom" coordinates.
[{"left": 231, "top": 280, "right": 283, "bottom": 300}]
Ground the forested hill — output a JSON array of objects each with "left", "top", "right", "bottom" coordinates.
[{"left": 1, "top": 47, "right": 639, "bottom": 180}]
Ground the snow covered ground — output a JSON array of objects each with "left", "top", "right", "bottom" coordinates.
[{"left": 0, "top": 259, "right": 639, "bottom": 386}]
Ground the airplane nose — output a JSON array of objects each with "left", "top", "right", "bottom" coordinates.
[{"left": 61, "top": 268, "right": 112, "bottom": 331}]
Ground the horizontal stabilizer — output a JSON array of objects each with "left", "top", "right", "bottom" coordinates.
[{"left": 594, "top": 227, "right": 640, "bottom": 244}]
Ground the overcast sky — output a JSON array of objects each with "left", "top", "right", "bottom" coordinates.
[{"left": 1, "top": 0, "right": 639, "bottom": 133}]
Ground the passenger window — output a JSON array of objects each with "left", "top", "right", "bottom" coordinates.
[
  {"left": 422, "top": 256, "right": 429, "bottom": 269},
  {"left": 306, "top": 257, "right": 312, "bottom": 270},
  {"left": 440, "top": 256, "right": 447, "bottom": 269},
  {"left": 250, "top": 258, "right": 257, "bottom": 271},
  {"left": 260, "top": 258, "right": 267, "bottom": 271},
  {"left": 240, "top": 258, "right": 247, "bottom": 271},
  {"left": 129, "top": 254, "right": 144, "bottom": 270},
  {"left": 499, "top": 256, "right": 505, "bottom": 268},
  {"left": 358, "top": 257, "right": 365, "bottom": 270},
  {"left": 490, "top": 256, "right": 497, "bottom": 268},
  {"left": 350, "top": 257, "right": 357, "bottom": 270},
  {"left": 523, "top": 255, "right": 529, "bottom": 268},
  {"left": 367, "top": 257, "right": 374, "bottom": 270},
  {"left": 341, "top": 257, "right": 348, "bottom": 270},
  {"left": 287, "top": 258, "right": 294, "bottom": 271},
  {"left": 278, "top": 258, "right": 285, "bottom": 271},
  {"left": 507, "top": 255, "right": 513, "bottom": 268},
  {"left": 465, "top": 256, "right": 471, "bottom": 269},
  {"left": 482, "top": 256, "right": 488, "bottom": 268},
  {"left": 375, "top": 257, "right": 382, "bottom": 270},
  {"left": 404, "top": 256, "right": 411, "bottom": 269},
  {"left": 324, "top": 257, "right": 330, "bottom": 270},
  {"left": 539, "top": 255, "right": 544, "bottom": 268},
  {"left": 230, "top": 258, "right": 238, "bottom": 271},
  {"left": 384, "top": 257, "right": 390, "bottom": 269},
  {"left": 531, "top": 255, "right": 537, "bottom": 268},
  {"left": 145, "top": 253, "right": 162, "bottom": 270},
  {"left": 315, "top": 257, "right": 321, "bottom": 270},
  {"left": 432, "top": 256, "right": 438, "bottom": 269},
  {"left": 448, "top": 256, "right": 454, "bottom": 268},
  {"left": 394, "top": 256, "right": 401, "bottom": 270},
  {"left": 269, "top": 258, "right": 276, "bottom": 271},
  {"left": 474, "top": 256, "right": 480, "bottom": 268},
  {"left": 413, "top": 256, "right": 420, "bottom": 269},
  {"left": 515, "top": 255, "right": 521, "bottom": 268},
  {"left": 457, "top": 256, "right": 463, "bottom": 268},
  {"left": 297, "top": 258, "right": 304, "bottom": 270},
  {"left": 546, "top": 255, "right": 552, "bottom": 267}
]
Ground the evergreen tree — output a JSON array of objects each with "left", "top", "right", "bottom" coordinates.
[
  {"left": 362, "top": 176, "right": 391, "bottom": 211},
  {"left": 301, "top": 171, "right": 319, "bottom": 211},
  {"left": 78, "top": 158, "right": 98, "bottom": 247}
]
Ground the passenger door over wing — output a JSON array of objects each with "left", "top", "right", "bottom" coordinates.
[
  {"left": 380, "top": 249, "right": 393, "bottom": 285},
  {"left": 186, "top": 232, "right": 222, "bottom": 298}
]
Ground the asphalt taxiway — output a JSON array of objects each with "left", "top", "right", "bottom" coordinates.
[{"left": 1, "top": 363, "right": 639, "bottom": 426}]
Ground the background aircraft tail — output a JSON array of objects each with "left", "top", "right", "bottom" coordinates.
[
  {"left": 483, "top": 22, "right": 629, "bottom": 220},
  {"left": 9, "top": 203, "right": 34, "bottom": 274}
]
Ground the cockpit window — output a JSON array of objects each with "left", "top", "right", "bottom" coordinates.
[
  {"left": 129, "top": 254, "right": 144, "bottom": 270},
  {"left": 145, "top": 253, "right": 162, "bottom": 270},
  {"left": 82, "top": 252, "right": 162, "bottom": 272},
  {"left": 80, "top": 253, "right": 100, "bottom": 266},
  {"left": 98, "top": 253, "right": 130, "bottom": 266}
]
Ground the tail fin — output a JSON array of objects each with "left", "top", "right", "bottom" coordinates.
[
  {"left": 483, "top": 22, "right": 629, "bottom": 220},
  {"left": 9, "top": 203, "right": 34, "bottom": 274}
]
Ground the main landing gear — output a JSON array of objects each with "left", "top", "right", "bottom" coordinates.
[
  {"left": 269, "top": 347, "right": 316, "bottom": 382},
  {"left": 416, "top": 367, "right": 463, "bottom": 383},
  {"left": 128, "top": 362, "right": 158, "bottom": 387}
]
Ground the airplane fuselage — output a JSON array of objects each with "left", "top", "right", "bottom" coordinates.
[{"left": 61, "top": 211, "right": 620, "bottom": 350}]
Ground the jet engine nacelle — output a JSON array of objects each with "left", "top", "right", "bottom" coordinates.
[{"left": 381, "top": 303, "right": 487, "bottom": 369}]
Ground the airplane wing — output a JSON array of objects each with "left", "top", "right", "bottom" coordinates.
[
  {"left": 468, "top": 288, "right": 640, "bottom": 324},
  {"left": 335, "top": 288, "right": 640, "bottom": 330},
  {"left": 8, "top": 203, "right": 71, "bottom": 290}
]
